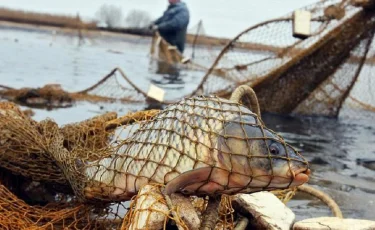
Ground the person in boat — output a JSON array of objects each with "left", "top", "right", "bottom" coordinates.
[{"left": 150, "top": 0, "right": 190, "bottom": 53}]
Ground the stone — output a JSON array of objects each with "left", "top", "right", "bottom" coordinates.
[
  {"left": 170, "top": 193, "right": 201, "bottom": 230},
  {"left": 232, "top": 192, "right": 295, "bottom": 230},
  {"left": 293, "top": 217, "right": 375, "bottom": 230},
  {"left": 128, "top": 185, "right": 169, "bottom": 230}
]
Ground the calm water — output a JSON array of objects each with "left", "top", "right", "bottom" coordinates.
[{"left": 0, "top": 17, "right": 374, "bottom": 221}]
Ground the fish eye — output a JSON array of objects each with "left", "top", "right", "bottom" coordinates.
[{"left": 269, "top": 142, "right": 281, "bottom": 155}]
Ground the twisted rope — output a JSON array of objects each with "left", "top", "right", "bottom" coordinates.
[{"left": 298, "top": 184, "right": 343, "bottom": 218}]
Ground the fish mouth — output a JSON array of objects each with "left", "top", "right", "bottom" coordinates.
[
  {"left": 290, "top": 168, "right": 310, "bottom": 186},
  {"left": 227, "top": 166, "right": 311, "bottom": 190},
  {"left": 252, "top": 166, "right": 310, "bottom": 189}
]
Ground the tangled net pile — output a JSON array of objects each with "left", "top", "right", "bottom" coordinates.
[{"left": 0, "top": 83, "right": 320, "bottom": 229}]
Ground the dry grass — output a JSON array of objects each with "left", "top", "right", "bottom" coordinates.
[{"left": 0, "top": 8, "right": 97, "bottom": 29}]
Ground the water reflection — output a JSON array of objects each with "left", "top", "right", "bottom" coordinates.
[{"left": 152, "top": 61, "right": 185, "bottom": 85}]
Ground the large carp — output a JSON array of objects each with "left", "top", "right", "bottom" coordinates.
[{"left": 84, "top": 96, "right": 310, "bottom": 200}]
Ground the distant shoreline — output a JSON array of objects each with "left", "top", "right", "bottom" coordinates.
[
  {"left": 0, "top": 19, "right": 234, "bottom": 48},
  {"left": 0, "top": 20, "right": 151, "bottom": 44},
  {"left": 0, "top": 7, "right": 296, "bottom": 53},
  {"left": 0, "top": 7, "right": 233, "bottom": 47}
]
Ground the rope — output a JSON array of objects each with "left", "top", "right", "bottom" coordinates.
[
  {"left": 230, "top": 85, "right": 261, "bottom": 117},
  {"left": 298, "top": 184, "right": 343, "bottom": 218},
  {"left": 161, "top": 188, "right": 189, "bottom": 230},
  {"left": 199, "top": 198, "right": 220, "bottom": 230}
]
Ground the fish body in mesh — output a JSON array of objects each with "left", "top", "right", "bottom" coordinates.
[{"left": 85, "top": 96, "right": 309, "bottom": 200}]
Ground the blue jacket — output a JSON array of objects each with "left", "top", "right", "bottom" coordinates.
[{"left": 154, "top": 2, "right": 190, "bottom": 53}]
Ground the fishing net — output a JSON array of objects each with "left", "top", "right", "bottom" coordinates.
[
  {"left": 0, "top": 181, "right": 129, "bottom": 230},
  {"left": 150, "top": 32, "right": 185, "bottom": 65},
  {"left": 192, "top": 0, "right": 352, "bottom": 96},
  {"left": 0, "top": 84, "right": 73, "bottom": 108},
  {"left": 150, "top": 19, "right": 225, "bottom": 68},
  {"left": 0, "top": 102, "right": 161, "bottom": 229},
  {"left": 148, "top": 31, "right": 221, "bottom": 81},
  {"left": 186, "top": 19, "right": 223, "bottom": 65},
  {"left": 88, "top": 0, "right": 375, "bottom": 117},
  {"left": 192, "top": 0, "right": 375, "bottom": 117},
  {"left": 0, "top": 69, "right": 147, "bottom": 109},
  {"left": 60, "top": 111, "right": 117, "bottom": 154},
  {"left": 0, "top": 90, "right": 310, "bottom": 229},
  {"left": 70, "top": 96, "right": 308, "bottom": 201},
  {"left": 2, "top": 0, "right": 374, "bottom": 116},
  {"left": 72, "top": 68, "right": 148, "bottom": 104},
  {"left": 293, "top": 28, "right": 374, "bottom": 116},
  {"left": 0, "top": 102, "right": 65, "bottom": 185}
]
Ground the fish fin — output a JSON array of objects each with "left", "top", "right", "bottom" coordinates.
[{"left": 164, "top": 167, "right": 212, "bottom": 195}]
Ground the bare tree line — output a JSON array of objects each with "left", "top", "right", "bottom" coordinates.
[{"left": 95, "top": 4, "right": 152, "bottom": 28}]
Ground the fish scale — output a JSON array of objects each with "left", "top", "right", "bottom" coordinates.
[{"left": 85, "top": 96, "right": 309, "bottom": 200}]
